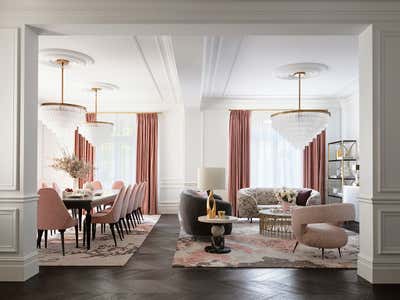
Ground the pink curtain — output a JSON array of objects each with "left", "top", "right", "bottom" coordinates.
[
  {"left": 86, "top": 113, "right": 97, "bottom": 122},
  {"left": 136, "top": 113, "right": 158, "bottom": 215},
  {"left": 303, "top": 130, "right": 326, "bottom": 204},
  {"left": 74, "top": 129, "right": 95, "bottom": 188},
  {"left": 228, "top": 110, "right": 251, "bottom": 216}
]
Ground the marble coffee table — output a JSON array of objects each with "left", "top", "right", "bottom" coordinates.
[{"left": 198, "top": 215, "right": 239, "bottom": 254}]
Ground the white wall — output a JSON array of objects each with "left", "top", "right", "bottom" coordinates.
[
  {"left": 341, "top": 92, "right": 360, "bottom": 141},
  {"left": 158, "top": 104, "right": 186, "bottom": 213}
]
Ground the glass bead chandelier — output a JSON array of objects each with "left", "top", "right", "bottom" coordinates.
[
  {"left": 80, "top": 87, "right": 114, "bottom": 146},
  {"left": 271, "top": 71, "right": 331, "bottom": 148},
  {"left": 39, "top": 58, "right": 87, "bottom": 139}
]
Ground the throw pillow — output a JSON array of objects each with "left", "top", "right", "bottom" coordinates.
[{"left": 296, "top": 189, "right": 312, "bottom": 206}]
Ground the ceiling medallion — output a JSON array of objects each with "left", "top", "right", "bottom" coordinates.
[
  {"left": 271, "top": 63, "right": 331, "bottom": 148},
  {"left": 39, "top": 49, "right": 94, "bottom": 141},
  {"left": 80, "top": 83, "right": 119, "bottom": 146}
]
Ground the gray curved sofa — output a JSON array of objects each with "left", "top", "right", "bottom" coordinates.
[
  {"left": 179, "top": 189, "right": 232, "bottom": 236},
  {"left": 238, "top": 187, "right": 321, "bottom": 219}
]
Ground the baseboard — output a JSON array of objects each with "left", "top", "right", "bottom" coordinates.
[
  {"left": 158, "top": 203, "right": 179, "bottom": 214},
  {"left": 358, "top": 255, "right": 400, "bottom": 284},
  {"left": 0, "top": 252, "right": 38, "bottom": 281}
]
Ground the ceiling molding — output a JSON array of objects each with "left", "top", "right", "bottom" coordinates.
[
  {"left": 222, "top": 37, "right": 243, "bottom": 97},
  {"left": 156, "top": 36, "right": 182, "bottom": 104},
  {"left": 201, "top": 96, "right": 342, "bottom": 111},
  {"left": 201, "top": 36, "right": 223, "bottom": 98},
  {"left": 133, "top": 36, "right": 165, "bottom": 103},
  {"left": 134, "top": 36, "right": 182, "bottom": 105}
]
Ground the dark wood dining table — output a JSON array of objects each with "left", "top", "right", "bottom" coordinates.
[{"left": 63, "top": 190, "right": 118, "bottom": 250}]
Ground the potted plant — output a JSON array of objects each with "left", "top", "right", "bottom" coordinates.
[{"left": 275, "top": 188, "right": 297, "bottom": 212}]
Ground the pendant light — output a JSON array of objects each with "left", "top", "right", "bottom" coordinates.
[
  {"left": 39, "top": 58, "right": 87, "bottom": 136},
  {"left": 271, "top": 64, "right": 331, "bottom": 148},
  {"left": 81, "top": 84, "right": 117, "bottom": 146}
]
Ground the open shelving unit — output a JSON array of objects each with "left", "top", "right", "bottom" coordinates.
[{"left": 327, "top": 140, "right": 358, "bottom": 203}]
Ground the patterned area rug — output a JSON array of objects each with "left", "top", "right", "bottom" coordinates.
[
  {"left": 172, "top": 219, "right": 359, "bottom": 268},
  {"left": 38, "top": 215, "right": 160, "bottom": 266}
]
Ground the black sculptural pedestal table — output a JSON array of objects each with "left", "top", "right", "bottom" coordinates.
[{"left": 198, "top": 215, "right": 238, "bottom": 254}]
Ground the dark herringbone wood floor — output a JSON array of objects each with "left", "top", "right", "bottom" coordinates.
[{"left": 0, "top": 214, "right": 399, "bottom": 299}]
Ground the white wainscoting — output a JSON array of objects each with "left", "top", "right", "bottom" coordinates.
[
  {"left": 158, "top": 178, "right": 196, "bottom": 214},
  {"left": 0, "top": 209, "right": 18, "bottom": 253}
]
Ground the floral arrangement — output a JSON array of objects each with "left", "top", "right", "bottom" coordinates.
[
  {"left": 51, "top": 151, "right": 91, "bottom": 180},
  {"left": 275, "top": 188, "right": 297, "bottom": 204}
]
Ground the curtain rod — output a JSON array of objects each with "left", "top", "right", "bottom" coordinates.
[{"left": 97, "top": 111, "right": 162, "bottom": 114}]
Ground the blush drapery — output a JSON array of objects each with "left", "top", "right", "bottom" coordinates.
[
  {"left": 303, "top": 130, "right": 326, "bottom": 204},
  {"left": 74, "top": 129, "right": 95, "bottom": 188},
  {"left": 136, "top": 113, "right": 158, "bottom": 215},
  {"left": 228, "top": 110, "right": 251, "bottom": 216}
]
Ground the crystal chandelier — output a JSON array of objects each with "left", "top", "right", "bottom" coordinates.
[
  {"left": 80, "top": 87, "right": 114, "bottom": 146},
  {"left": 39, "top": 59, "right": 87, "bottom": 138},
  {"left": 271, "top": 71, "right": 331, "bottom": 148}
]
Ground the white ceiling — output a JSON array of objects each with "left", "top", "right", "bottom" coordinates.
[{"left": 39, "top": 34, "right": 358, "bottom": 111}]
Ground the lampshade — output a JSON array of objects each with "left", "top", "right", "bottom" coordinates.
[{"left": 197, "top": 167, "right": 225, "bottom": 191}]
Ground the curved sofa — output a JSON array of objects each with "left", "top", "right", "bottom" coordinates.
[
  {"left": 238, "top": 187, "right": 321, "bottom": 219},
  {"left": 179, "top": 189, "right": 232, "bottom": 236}
]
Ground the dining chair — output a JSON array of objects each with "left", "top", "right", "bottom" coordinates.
[
  {"left": 85, "top": 186, "right": 127, "bottom": 246},
  {"left": 126, "top": 184, "right": 139, "bottom": 229},
  {"left": 37, "top": 188, "right": 79, "bottom": 256},
  {"left": 132, "top": 182, "right": 145, "bottom": 225},
  {"left": 137, "top": 181, "right": 147, "bottom": 221},
  {"left": 91, "top": 180, "right": 103, "bottom": 190},
  {"left": 112, "top": 180, "right": 124, "bottom": 190},
  {"left": 119, "top": 185, "right": 133, "bottom": 236}
]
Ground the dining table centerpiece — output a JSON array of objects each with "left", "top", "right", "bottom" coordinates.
[
  {"left": 275, "top": 187, "right": 297, "bottom": 212},
  {"left": 51, "top": 151, "right": 91, "bottom": 191}
]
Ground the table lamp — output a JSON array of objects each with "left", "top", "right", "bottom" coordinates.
[{"left": 197, "top": 167, "right": 225, "bottom": 219}]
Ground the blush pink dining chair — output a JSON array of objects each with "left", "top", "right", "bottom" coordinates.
[
  {"left": 112, "top": 180, "right": 124, "bottom": 190},
  {"left": 137, "top": 181, "right": 147, "bottom": 222},
  {"left": 91, "top": 180, "right": 103, "bottom": 190},
  {"left": 37, "top": 188, "right": 79, "bottom": 255},
  {"left": 126, "top": 184, "right": 139, "bottom": 229},
  {"left": 132, "top": 182, "right": 145, "bottom": 224},
  {"left": 84, "top": 186, "right": 127, "bottom": 246}
]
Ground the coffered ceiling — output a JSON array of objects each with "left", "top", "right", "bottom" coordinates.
[{"left": 39, "top": 34, "right": 358, "bottom": 111}]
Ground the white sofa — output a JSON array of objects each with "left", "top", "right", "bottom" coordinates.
[{"left": 237, "top": 187, "right": 321, "bottom": 219}]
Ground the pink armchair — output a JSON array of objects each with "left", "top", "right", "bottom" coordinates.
[
  {"left": 291, "top": 203, "right": 355, "bottom": 258},
  {"left": 37, "top": 188, "right": 79, "bottom": 255}
]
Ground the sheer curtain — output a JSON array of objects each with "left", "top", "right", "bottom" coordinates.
[
  {"left": 95, "top": 114, "right": 137, "bottom": 189},
  {"left": 251, "top": 111, "right": 303, "bottom": 188}
]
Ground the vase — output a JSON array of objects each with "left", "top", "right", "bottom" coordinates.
[
  {"left": 73, "top": 178, "right": 79, "bottom": 191},
  {"left": 281, "top": 200, "right": 291, "bottom": 212}
]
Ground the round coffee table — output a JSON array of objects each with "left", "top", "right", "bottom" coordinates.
[
  {"left": 198, "top": 215, "right": 238, "bottom": 254},
  {"left": 259, "top": 208, "right": 292, "bottom": 235}
]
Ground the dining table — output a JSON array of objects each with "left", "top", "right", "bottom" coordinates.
[{"left": 63, "top": 190, "right": 118, "bottom": 250}]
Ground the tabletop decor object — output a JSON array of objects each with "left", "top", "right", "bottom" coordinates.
[
  {"left": 52, "top": 150, "right": 91, "bottom": 191},
  {"left": 197, "top": 167, "right": 225, "bottom": 219},
  {"left": 275, "top": 188, "right": 297, "bottom": 212}
]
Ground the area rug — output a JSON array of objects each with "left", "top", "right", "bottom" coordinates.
[
  {"left": 172, "top": 219, "right": 359, "bottom": 268},
  {"left": 38, "top": 215, "right": 160, "bottom": 266}
]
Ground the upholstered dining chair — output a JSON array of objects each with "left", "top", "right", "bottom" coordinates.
[
  {"left": 137, "top": 181, "right": 147, "bottom": 221},
  {"left": 126, "top": 183, "right": 139, "bottom": 229},
  {"left": 37, "top": 188, "right": 79, "bottom": 256},
  {"left": 85, "top": 186, "right": 127, "bottom": 246},
  {"left": 132, "top": 182, "right": 145, "bottom": 224},
  {"left": 112, "top": 180, "right": 124, "bottom": 190},
  {"left": 119, "top": 185, "right": 133, "bottom": 236},
  {"left": 91, "top": 180, "right": 103, "bottom": 190},
  {"left": 291, "top": 203, "right": 355, "bottom": 259}
]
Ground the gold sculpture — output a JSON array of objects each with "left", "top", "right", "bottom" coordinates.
[{"left": 207, "top": 190, "right": 217, "bottom": 219}]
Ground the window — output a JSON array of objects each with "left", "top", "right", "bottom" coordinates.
[
  {"left": 95, "top": 114, "right": 137, "bottom": 189},
  {"left": 251, "top": 111, "right": 303, "bottom": 188}
]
